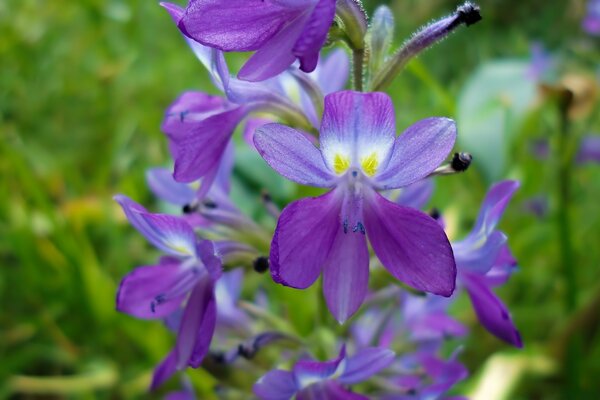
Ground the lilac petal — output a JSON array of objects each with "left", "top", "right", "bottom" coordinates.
[
  {"left": 254, "top": 123, "right": 334, "bottom": 187},
  {"left": 320, "top": 91, "right": 395, "bottom": 173},
  {"left": 322, "top": 227, "right": 369, "bottom": 323},
  {"left": 419, "top": 354, "right": 469, "bottom": 396},
  {"left": 292, "top": 0, "right": 336, "bottom": 73},
  {"left": 196, "top": 240, "right": 222, "bottom": 281},
  {"left": 114, "top": 195, "right": 196, "bottom": 256},
  {"left": 254, "top": 370, "right": 298, "bottom": 400},
  {"left": 294, "top": 345, "right": 346, "bottom": 388},
  {"left": 315, "top": 48, "right": 350, "bottom": 95},
  {"left": 238, "top": 11, "right": 312, "bottom": 81},
  {"left": 179, "top": 0, "right": 304, "bottom": 51},
  {"left": 146, "top": 168, "right": 196, "bottom": 206},
  {"left": 576, "top": 135, "right": 600, "bottom": 164},
  {"left": 462, "top": 272, "right": 522, "bottom": 347},
  {"left": 116, "top": 259, "right": 198, "bottom": 319},
  {"left": 411, "top": 312, "right": 468, "bottom": 341},
  {"left": 270, "top": 190, "right": 342, "bottom": 288},
  {"left": 150, "top": 350, "right": 178, "bottom": 390},
  {"left": 453, "top": 230, "right": 508, "bottom": 275},
  {"left": 376, "top": 117, "right": 456, "bottom": 189},
  {"left": 471, "top": 180, "right": 519, "bottom": 238},
  {"left": 174, "top": 275, "right": 217, "bottom": 369},
  {"left": 162, "top": 91, "right": 248, "bottom": 183},
  {"left": 297, "top": 382, "right": 367, "bottom": 400},
  {"left": 338, "top": 347, "right": 395, "bottom": 384},
  {"left": 364, "top": 191, "right": 456, "bottom": 296},
  {"left": 243, "top": 117, "right": 274, "bottom": 150},
  {"left": 485, "top": 244, "right": 518, "bottom": 287},
  {"left": 395, "top": 179, "right": 434, "bottom": 210}
]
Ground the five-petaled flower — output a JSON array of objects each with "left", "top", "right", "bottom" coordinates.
[{"left": 254, "top": 90, "right": 458, "bottom": 323}]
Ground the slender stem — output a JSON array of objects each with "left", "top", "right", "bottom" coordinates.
[
  {"left": 353, "top": 48, "right": 364, "bottom": 92},
  {"left": 556, "top": 103, "right": 580, "bottom": 397}
]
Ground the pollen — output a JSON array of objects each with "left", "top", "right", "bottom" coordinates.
[
  {"left": 361, "top": 152, "right": 379, "bottom": 176},
  {"left": 333, "top": 153, "right": 351, "bottom": 174}
]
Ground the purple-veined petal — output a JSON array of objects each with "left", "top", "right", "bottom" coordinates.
[
  {"left": 462, "top": 271, "right": 522, "bottom": 347},
  {"left": 314, "top": 48, "right": 350, "bottom": 95},
  {"left": 243, "top": 117, "right": 274, "bottom": 150},
  {"left": 146, "top": 168, "right": 196, "bottom": 206},
  {"left": 363, "top": 191, "right": 456, "bottom": 296},
  {"left": 196, "top": 240, "right": 222, "bottom": 281},
  {"left": 179, "top": 0, "right": 305, "bottom": 52},
  {"left": 485, "top": 244, "right": 518, "bottom": 287},
  {"left": 116, "top": 258, "right": 199, "bottom": 319},
  {"left": 419, "top": 353, "right": 469, "bottom": 397},
  {"left": 322, "top": 226, "right": 369, "bottom": 323},
  {"left": 576, "top": 135, "right": 600, "bottom": 164},
  {"left": 294, "top": 345, "right": 347, "bottom": 389},
  {"left": 254, "top": 123, "right": 334, "bottom": 187},
  {"left": 254, "top": 370, "right": 298, "bottom": 400},
  {"left": 297, "top": 382, "right": 367, "bottom": 400},
  {"left": 376, "top": 117, "right": 456, "bottom": 189},
  {"left": 114, "top": 195, "right": 196, "bottom": 256},
  {"left": 453, "top": 230, "right": 508, "bottom": 275},
  {"left": 470, "top": 180, "right": 519, "bottom": 238},
  {"left": 395, "top": 179, "right": 434, "bottom": 210},
  {"left": 292, "top": 0, "right": 336, "bottom": 73},
  {"left": 410, "top": 312, "right": 468, "bottom": 341},
  {"left": 319, "top": 91, "right": 396, "bottom": 174},
  {"left": 150, "top": 350, "right": 178, "bottom": 390},
  {"left": 174, "top": 275, "right": 217, "bottom": 369},
  {"left": 270, "top": 190, "right": 342, "bottom": 288},
  {"left": 238, "top": 11, "right": 312, "bottom": 81},
  {"left": 338, "top": 347, "right": 395, "bottom": 384}
]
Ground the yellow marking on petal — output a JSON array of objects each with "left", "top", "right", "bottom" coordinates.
[
  {"left": 168, "top": 241, "right": 193, "bottom": 256},
  {"left": 333, "top": 154, "right": 351, "bottom": 174},
  {"left": 361, "top": 152, "right": 379, "bottom": 176}
]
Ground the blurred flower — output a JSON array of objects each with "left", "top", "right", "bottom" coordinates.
[
  {"left": 169, "top": 0, "right": 336, "bottom": 81},
  {"left": 583, "top": 0, "right": 600, "bottom": 35},
  {"left": 255, "top": 90, "right": 457, "bottom": 322},
  {"left": 577, "top": 135, "right": 600, "bottom": 164},
  {"left": 113, "top": 195, "right": 222, "bottom": 389},
  {"left": 253, "top": 345, "right": 395, "bottom": 400}
]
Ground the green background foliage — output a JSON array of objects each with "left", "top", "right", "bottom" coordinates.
[{"left": 1, "top": 0, "right": 599, "bottom": 398}]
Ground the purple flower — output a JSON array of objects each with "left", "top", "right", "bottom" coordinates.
[
  {"left": 577, "top": 135, "right": 600, "bottom": 164},
  {"left": 113, "top": 195, "right": 221, "bottom": 389},
  {"left": 173, "top": 0, "right": 337, "bottom": 81},
  {"left": 253, "top": 345, "right": 395, "bottom": 400},
  {"left": 583, "top": 0, "right": 600, "bottom": 35},
  {"left": 254, "top": 90, "right": 457, "bottom": 323},
  {"left": 452, "top": 180, "right": 522, "bottom": 347}
]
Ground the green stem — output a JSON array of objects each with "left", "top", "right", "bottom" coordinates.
[{"left": 353, "top": 48, "right": 364, "bottom": 92}]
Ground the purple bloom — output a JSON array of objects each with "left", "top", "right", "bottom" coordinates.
[
  {"left": 174, "top": 0, "right": 337, "bottom": 81},
  {"left": 253, "top": 345, "right": 395, "bottom": 400},
  {"left": 583, "top": 0, "right": 600, "bottom": 35},
  {"left": 113, "top": 195, "right": 222, "bottom": 389},
  {"left": 577, "top": 135, "right": 600, "bottom": 164},
  {"left": 254, "top": 91, "right": 457, "bottom": 322},
  {"left": 452, "top": 180, "right": 522, "bottom": 347}
]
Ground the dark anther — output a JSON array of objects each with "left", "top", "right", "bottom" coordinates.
[
  {"left": 253, "top": 256, "right": 269, "bottom": 273},
  {"left": 352, "top": 222, "right": 366, "bottom": 235},
  {"left": 261, "top": 191, "right": 272, "bottom": 203},
  {"left": 455, "top": 2, "right": 481, "bottom": 27},
  {"left": 351, "top": 170, "right": 358, "bottom": 177},
  {"left": 210, "top": 351, "right": 227, "bottom": 364},
  {"left": 150, "top": 294, "right": 166, "bottom": 313},
  {"left": 343, "top": 219, "right": 349, "bottom": 234},
  {"left": 429, "top": 207, "right": 441, "bottom": 220},
  {"left": 451, "top": 152, "right": 472, "bottom": 172},
  {"left": 179, "top": 110, "right": 190, "bottom": 122},
  {"left": 182, "top": 203, "right": 196, "bottom": 214},
  {"left": 202, "top": 199, "right": 218, "bottom": 209},
  {"left": 238, "top": 343, "right": 256, "bottom": 359}
]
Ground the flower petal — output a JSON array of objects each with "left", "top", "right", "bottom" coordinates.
[
  {"left": 395, "top": 179, "right": 434, "bottom": 210},
  {"left": 364, "top": 191, "right": 456, "bottom": 296},
  {"left": 174, "top": 275, "right": 217, "bottom": 369},
  {"left": 179, "top": 0, "right": 304, "bottom": 51},
  {"left": 270, "top": 190, "right": 342, "bottom": 288},
  {"left": 338, "top": 347, "right": 395, "bottom": 385},
  {"left": 114, "top": 195, "right": 196, "bottom": 256},
  {"left": 322, "top": 227, "right": 369, "bottom": 323},
  {"left": 254, "top": 123, "right": 334, "bottom": 187},
  {"left": 297, "top": 382, "right": 367, "bottom": 400},
  {"left": 292, "top": 0, "right": 336, "bottom": 73},
  {"left": 314, "top": 48, "right": 350, "bottom": 95},
  {"left": 319, "top": 91, "right": 395, "bottom": 174},
  {"left": 462, "top": 271, "right": 522, "bottom": 347},
  {"left": 376, "top": 117, "right": 456, "bottom": 189},
  {"left": 253, "top": 370, "right": 298, "bottom": 400},
  {"left": 146, "top": 168, "right": 196, "bottom": 206},
  {"left": 470, "top": 180, "right": 519, "bottom": 238},
  {"left": 151, "top": 350, "right": 178, "bottom": 390},
  {"left": 116, "top": 259, "right": 198, "bottom": 319},
  {"left": 294, "top": 345, "right": 347, "bottom": 389},
  {"left": 577, "top": 135, "right": 600, "bottom": 164},
  {"left": 453, "top": 230, "right": 507, "bottom": 275}
]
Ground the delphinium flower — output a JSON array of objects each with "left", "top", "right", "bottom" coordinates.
[
  {"left": 254, "top": 90, "right": 458, "bottom": 323},
  {"left": 171, "top": 0, "right": 336, "bottom": 81},
  {"left": 113, "top": 196, "right": 222, "bottom": 388},
  {"left": 583, "top": 0, "right": 600, "bottom": 35},
  {"left": 253, "top": 345, "right": 395, "bottom": 399}
]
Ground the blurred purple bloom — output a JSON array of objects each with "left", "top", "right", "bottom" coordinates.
[
  {"left": 577, "top": 135, "right": 600, "bottom": 164},
  {"left": 583, "top": 0, "right": 600, "bottom": 35},
  {"left": 113, "top": 195, "right": 221, "bottom": 389},
  {"left": 253, "top": 345, "right": 395, "bottom": 400},
  {"left": 527, "top": 42, "right": 554, "bottom": 81},
  {"left": 255, "top": 91, "right": 457, "bottom": 322},
  {"left": 173, "top": 0, "right": 336, "bottom": 81},
  {"left": 452, "top": 180, "right": 522, "bottom": 347}
]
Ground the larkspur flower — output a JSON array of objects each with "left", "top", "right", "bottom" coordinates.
[
  {"left": 113, "top": 196, "right": 221, "bottom": 389},
  {"left": 253, "top": 345, "right": 395, "bottom": 400},
  {"left": 451, "top": 180, "right": 522, "bottom": 347},
  {"left": 254, "top": 90, "right": 457, "bottom": 323},
  {"left": 172, "top": 0, "right": 336, "bottom": 82}
]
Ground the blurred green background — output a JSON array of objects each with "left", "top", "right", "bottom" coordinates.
[{"left": 2, "top": 0, "right": 599, "bottom": 398}]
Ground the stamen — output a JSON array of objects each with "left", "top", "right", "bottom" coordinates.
[
  {"left": 352, "top": 221, "right": 366, "bottom": 234},
  {"left": 253, "top": 256, "right": 269, "bottom": 273},
  {"left": 333, "top": 153, "right": 351, "bottom": 174},
  {"left": 360, "top": 152, "right": 379, "bottom": 176},
  {"left": 343, "top": 218, "right": 349, "bottom": 234}
]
